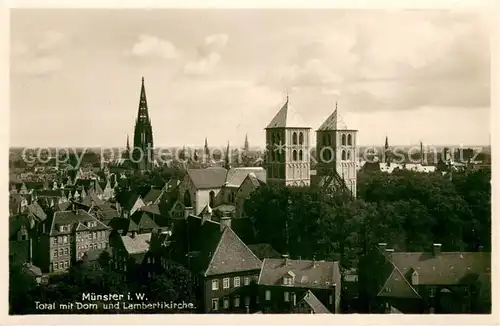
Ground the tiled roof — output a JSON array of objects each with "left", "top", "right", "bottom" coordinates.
[
  {"left": 297, "top": 290, "right": 331, "bottom": 313},
  {"left": 266, "top": 98, "right": 309, "bottom": 129},
  {"left": 389, "top": 251, "right": 491, "bottom": 285},
  {"left": 121, "top": 233, "right": 152, "bottom": 255},
  {"left": 248, "top": 243, "right": 282, "bottom": 260},
  {"left": 258, "top": 258, "right": 340, "bottom": 289},
  {"left": 27, "top": 202, "right": 47, "bottom": 222},
  {"left": 131, "top": 211, "right": 160, "bottom": 230},
  {"left": 57, "top": 201, "right": 72, "bottom": 212},
  {"left": 225, "top": 167, "right": 266, "bottom": 187},
  {"left": 377, "top": 263, "right": 421, "bottom": 299},
  {"left": 117, "top": 191, "right": 141, "bottom": 210},
  {"left": 143, "top": 188, "right": 163, "bottom": 204},
  {"left": 23, "top": 263, "right": 43, "bottom": 277},
  {"left": 204, "top": 226, "right": 262, "bottom": 276},
  {"left": 187, "top": 168, "right": 227, "bottom": 189}
]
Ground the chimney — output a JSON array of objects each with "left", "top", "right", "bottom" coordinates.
[
  {"left": 378, "top": 243, "right": 387, "bottom": 254},
  {"left": 131, "top": 231, "right": 137, "bottom": 239},
  {"left": 432, "top": 243, "right": 442, "bottom": 256},
  {"left": 282, "top": 254, "right": 290, "bottom": 266}
]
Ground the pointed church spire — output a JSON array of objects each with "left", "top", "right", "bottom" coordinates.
[
  {"left": 244, "top": 134, "right": 249, "bottom": 151},
  {"left": 384, "top": 135, "right": 389, "bottom": 149},
  {"left": 224, "top": 142, "right": 231, "bottom": 170},
  {"left": 137, "top": 76, "right": 149, "bottom": 122},
  {"left": 126, "top": 134, "right": 130, "bottom": 151}
]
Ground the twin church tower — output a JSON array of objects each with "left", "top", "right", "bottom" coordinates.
[
  {"left": 127, "top": 78, "right": 358, "bottom": 197},
  {"left": 264, "top": 97, "right": 358, "bottom": 197}
]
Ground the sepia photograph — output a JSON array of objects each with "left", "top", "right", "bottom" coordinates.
[{"left": 8, "top": 6, "right": 492, "bottom": 316}]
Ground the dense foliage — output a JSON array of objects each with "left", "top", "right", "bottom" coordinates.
[
  {"left": 9, "top": 252, "right": 197, "bottom": 315},
  {"left": 244, "top": 169, "right": 491, "bottom": 264}
]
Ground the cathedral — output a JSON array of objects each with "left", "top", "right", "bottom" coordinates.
[
  {"left": 124, "top": 77, "right": 154, "bottom": 171},
  {"left": 265, "top": 98, "right": 358, "bottom": 198}
]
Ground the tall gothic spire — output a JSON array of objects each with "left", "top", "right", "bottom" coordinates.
[
  {"left": 133, "top": 77, "right": 154, "bottom": 171},
  {"left": 384, "top": 135, "right": 389, "bottom": 149},
  {"left": 224, "top": 142, "right": 231, "bottom": 170},
  {"left": 137, "top": 76, "right": 150, "bottom": 123},
  {"left": 244, "top": 134, "right": 249, "bottom": 151},
  {"left": 204, "top": 137, "right": 209, "bottom": 155}
]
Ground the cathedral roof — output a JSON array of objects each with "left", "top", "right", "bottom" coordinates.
[
  {"left": 266, "top": 97, "right": 310, "bottom": 129},
  {"left": 317, "top": 109, "right": 349, "bottom": 131}
]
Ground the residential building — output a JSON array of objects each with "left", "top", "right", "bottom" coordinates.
[
  {"left": 376, "top": 243, "right": 491, "bottom": 313},
  {"left": 292, "top": 290, "right": 331, "bottom": 314},
  {"left": 257, "top": 256, "right": 342, "bottom": 314},
  {"left": 35, "top": 209, "right": 110, "bottom": 273}
]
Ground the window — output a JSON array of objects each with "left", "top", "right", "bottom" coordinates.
[
  {"left": 292, "top": 132, "right": 298, "bottom": 145},
  {"left": 299, "top": 132, "right": 304, "bottom": 145},
  {"left": 347, "top": 134, "right": 352, "bottom": 145},
  {"left": 211, "top": 299, "right": 219, "bottom": 311},
  {"left": 342, "top": 150, "right": 346, "bottom": 160},
  {"left": 212, "top": 279, "right": 219, "bottom": 291},
  {"left": 429, "top": 287, "right": 436, "bottom": 297},
  {"left": 341, "top": 134, "right": 346, "bottom": 145},
  {"left": 284, "top": 291, "right": 290, "bottom": 302},
  {"left": 329, "top": 294, "right": 333, "bottom": 305},
  {"left": 59, "top": 248, "right": 63, "bottom": 256},
  {"left": 64, "top": 261, "right": 69, "bottom": 268},
  {"left": 53, "top": 250, "right": 58, "bottom": 258},
  {"left": 292, "top": 293, "right": 296, "bottom": 305},
  {"left": 209, "top": 191, "right": 215, "bottom": 207},
  {"left": 234, "top": 295, "right": 240, "bottom": 308},
  {"left": 223, "top": 278, "right": 230, "bottom": 289},
  {"left": 244, "top": 276, "right": 250, "bottom": 286},
  {"left": 54, "top": 262, "right": 58, "bottom": 270},
  {"left": 234, "top": 276, "right": 240, "bottom": 287},
  {"left": 53, "top": 237, "right": 58, "bottom": 245},
  {"left": 64, "top": 248, "right": 69, "bottom": 256},
  {"left": 223, "top": 297, "right": 229, "bottom": 309},
  {"left": 63, "top": 236, "right": 68, "bottom": 244},
  {"left": 283, "top": 276, "right": 293, "bottom": 285},
  {"left": 292, "top": 150, "right": 297, "bottom": 161},
  {"left": 245, "top": 296, "right": 250, "bottom": 307},
  {"left": 299, "top": 150, "right": 303, "bottom": 161},
  {"left": 265, "top": 290, "right": 271, "bottom": 301}
]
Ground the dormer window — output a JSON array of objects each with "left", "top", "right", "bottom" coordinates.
[
  {"left": 283, "top": 271, "right": 295, "bottom": 286},
  {"left": 59, "top": 225, "right": 65, "bottom": 232},
  {"left": 411, "top": 270, "right": 419, "bottom": 285}
]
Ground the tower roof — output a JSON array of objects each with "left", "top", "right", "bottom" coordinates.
[
  {"left": 136, "top": 76, "right": 150, "bottom": 123},
  {"left": 317, "top": 105, "right": 349, "bottom": 131},
  {"left": 266, "top": 97, "right": 310, "bottom": 129}
]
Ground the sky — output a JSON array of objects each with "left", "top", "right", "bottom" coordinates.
[{"left": 10, "top": 9, "right": 491, "bottom": 148}]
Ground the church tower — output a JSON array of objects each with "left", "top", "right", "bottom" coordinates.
[
  {"left": 132, "top": 77, "right": 154, "bottom": 171},
  {"left": 265, "top": 96, "right": 311, "bottom": 186},
  {"left": 315, "top": 104, "right": 357, "bottom": 198}
]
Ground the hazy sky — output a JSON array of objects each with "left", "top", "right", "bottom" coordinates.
[{"left": 10, "top": 9, "right": 490, "bottom": 148}]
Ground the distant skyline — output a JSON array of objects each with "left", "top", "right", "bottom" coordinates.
[{"left": 10, "top": 9, "right": 490, "bottom": 148}]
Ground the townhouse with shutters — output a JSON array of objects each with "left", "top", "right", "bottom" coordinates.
[{"left": 33, "top": 209, "right": 110, "bottom": 273}]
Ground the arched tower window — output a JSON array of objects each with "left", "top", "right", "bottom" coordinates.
[
  {"left": 347, "top": 134, "right": 352, "bottom": 146},
  {"left": 299, "top": 150, "right": 303, "bottom": 161},
  {"left": 209, "top": 191, "right": 215, "bottom": 207},
  {"left": 293, "top": 150, "right": 298, "bottom": 161},
  {"left": 347, "top": 150, "right": 351, "bottom": 160},
  {"left": 292, "top": 132, "right": 298, "bottom": 145},
  {"left": 299, "top": 132, "right": 304, "bottom": 145},
  {"left": 342, "top": 150, "right": 346, "bottom": 161},
  {"left": 341, "top": 134, "right": 346, "bottom": 145},
  {"left": 183, "top": 190, "right": 191, "bottom": 207}
]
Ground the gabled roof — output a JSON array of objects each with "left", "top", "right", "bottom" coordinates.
[
  {"left": 297, "top": 290, "right": 331, "bottom": 314},
  {"left": 49, "top": 210, "right": 109, "bottom": 236},
  {"left": 204, "top": 226, "right": 262, "bottom": 276},
  {"left": 258, "top": 258, "right": 340, "bottom": 289},
  {"left": 266, "top": 98, "right": 310, "bottom": 129},
  {"left": 27, "top": 202, "right": 48, "bottom": 222},
  {"left": 109, "top": 217, "right": 139, "bottom": 233},
  {"left": 131, "top": 211, "right": 160, "bottom": 230},
  {"left": 225, "top": 167, "right": 266, "bottom": 187},
  {"left": 143, "top": 188, "right": 164, "bottom": 204},
  {"left": 377, "top": 264, "right": 421, "bottom": 299},
  {"left": 389, "top": 251, "right": 491, "bottom": 285},
  {"left": 187, "top": 168, "right": 228, "bottom": 190},
  {"left": 139, "top": 204, "right": 161, "bottom": 216}
]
